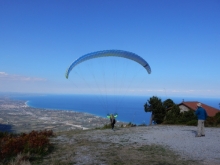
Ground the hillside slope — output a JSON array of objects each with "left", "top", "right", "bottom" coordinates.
[{"left": 41, "top": 125, "right": 220, "bottom": 165}]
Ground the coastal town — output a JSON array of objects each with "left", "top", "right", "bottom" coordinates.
[{"left": 0, "top": 97, "right": 126, "bottom": 133}]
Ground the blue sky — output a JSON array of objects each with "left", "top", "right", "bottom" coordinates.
[{"left": 0, "top": 0, "right": 220, "bottom": 98}]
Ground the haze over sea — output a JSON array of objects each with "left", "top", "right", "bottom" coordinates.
[{"left": 9, "top": 94, "right": 219, "bottom": 125}]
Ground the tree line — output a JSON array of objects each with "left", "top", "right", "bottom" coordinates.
[{"left": 144, "top": 96, "right": 220, "bottom": 126}]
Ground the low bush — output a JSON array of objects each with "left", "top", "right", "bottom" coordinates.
[
  {"left": 0, "top": 130, "right": 54, "bottom": 163},
  {"left": 186, "top": 120, "right": 197, "bottom": 126}
]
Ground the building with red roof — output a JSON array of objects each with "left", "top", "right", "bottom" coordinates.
[{"left": 179, "top": 101, "right": 220, "bottom": 117}]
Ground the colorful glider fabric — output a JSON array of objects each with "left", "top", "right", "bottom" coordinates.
[
  {"left": 107, "top": 113, "right": 118, "bottom": 119},
  {"left": 65, "top": 50, "right": 151, "bottom": 79}
]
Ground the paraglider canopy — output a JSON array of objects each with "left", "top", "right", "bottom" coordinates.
[
  {"left": 65, "top": 50, "right": 151, "bottom": 79},
  {"left": 65, "top": 50, "right": 152, "bottom": 124}
]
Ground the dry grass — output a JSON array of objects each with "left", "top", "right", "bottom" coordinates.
[
  {"left": 34, "top": 128, "right": 200, "bottom": 165},
  {"left": 7, "top": 153, "right": 31, "bottom": 165}
]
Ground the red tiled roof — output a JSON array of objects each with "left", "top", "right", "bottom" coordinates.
[{"left": 179, "top": 101, "right": 220, "bottom": 117}]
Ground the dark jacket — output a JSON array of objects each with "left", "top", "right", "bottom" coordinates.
[
  {"left": 110, "top": 116, "right": 116, "bottom": 124},
  {"left": 195, "top": 107, "right": 208, "bottom": 120}
]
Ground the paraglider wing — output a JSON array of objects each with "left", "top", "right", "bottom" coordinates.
[
  {"left": 65, "top": 50, "right": 151, "bottom": 79},
  {"left": 107, "top": 113, "right": 118, "bottom": 118}
]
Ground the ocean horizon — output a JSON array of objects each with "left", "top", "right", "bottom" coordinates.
[{"left": 8, "top": 93, "right": 220, "bottom": 125}]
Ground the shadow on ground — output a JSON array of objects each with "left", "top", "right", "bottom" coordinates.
[
  {"left": 0, "top": 124, "right": 13, "bottom": 132},
  {"left": 182, "top": 129, "right": 197, "bottom": 136}
]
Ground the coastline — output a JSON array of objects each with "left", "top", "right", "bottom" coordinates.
[
  {"left": 9, "top": 94, "right": 220, "bottom": 127},
  {"left": 11, "top": 94, "right": 152, "bottom": 125},
  {"left": 25, "top": 106, "right": 91, "bottom": 130},
  {"left": 24, "top": 98, "right": 129, "bottom": 124},
  {"left": 24, "top": 101, "right": 28, "bottom": 107},
  {"left": 0, "top": 97, "right": 126, "bottom": 133}
]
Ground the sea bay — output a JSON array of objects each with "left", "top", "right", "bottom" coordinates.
[{"left": 11, "top": 94, "right": 220, "bottom": 125}]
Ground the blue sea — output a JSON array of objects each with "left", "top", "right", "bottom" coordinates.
[{"left": 10, "top": 94, "right": 220, "bottom": 125}]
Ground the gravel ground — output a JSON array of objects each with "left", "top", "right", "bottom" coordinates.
[{"left": 79, "top": 125, "right": 220, "bottom": 164}]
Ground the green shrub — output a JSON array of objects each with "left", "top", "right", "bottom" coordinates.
[
  {"left": 101, "top": 124, "right": 112, "bottom": 129},
  {"left": 215, "top": 112, "right": 220, "bottom": 125},
  {"left": 186, "top": 120, "right": 197, "bottom": 126},
  {"left": 205, "top": 117, "right": 215, "bottom": 126}
]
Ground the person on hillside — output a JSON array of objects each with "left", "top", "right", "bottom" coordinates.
[
  {"left": 109, "top": 114, "right": 116, "bottom": 130},
  {"left": 107, "top": 114, "right": 118, "bottom": 130},
  {"left": 195, "top": 102, "right": 208, "bottom": 137}
]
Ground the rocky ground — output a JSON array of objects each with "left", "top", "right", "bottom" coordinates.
[{"left": 43, "top": 125, "right": 220, "bottom": 165}]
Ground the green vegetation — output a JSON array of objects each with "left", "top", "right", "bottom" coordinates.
[
  {"left": 145, "top": 96, "right": 220, "bottom": 126},
  {"left": 144, "top": 96, "right": 166, "bottom": 124},
  {"left": 99, "top": 123, "right": 112, "bottom": 129},
  {"left": 206, "top": 112, "right": 220, "bottom": 127},
  {"left": 97, "top": 122, "right": 138, "bottom": 130}
]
